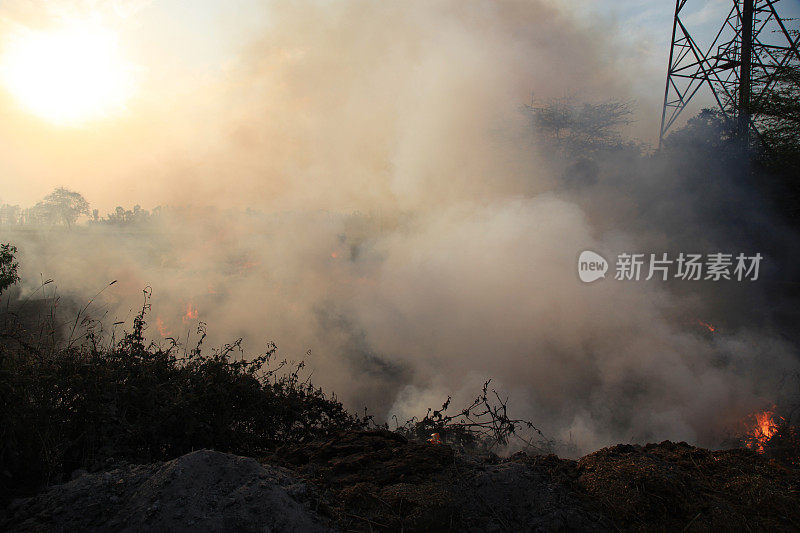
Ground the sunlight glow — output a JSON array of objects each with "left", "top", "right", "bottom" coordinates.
[{"left": 1, "top": 24, "right": 135, "bottom": 125}]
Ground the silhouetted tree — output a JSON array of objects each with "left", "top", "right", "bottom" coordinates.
[
  {"left": 662, "top": 108, "right": 738, "bottom": 154},
  {"left": 526, "top": 98, "right": 635, "bottom": 187},
  {"left": 753, "top": 53, "right": 800, "bottom": 155},
  {"left": 527, "top": 99, "right": 632, "bottom": 153},
  {"left": 0, "top": 205, "right": 20, "bottom": 225},
  {"left": 753, "top": 60, "right": 800, "bottom": 224},
  {"left": 0, "top": 244, "right": 19, "bottom": 296},
  {"left": 95, "top": 205, "right": 151, "bottom": 225},
  {"left": 34, "top": 188, "right": 90, "bottom": 228}
]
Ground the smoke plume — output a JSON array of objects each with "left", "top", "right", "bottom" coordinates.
[{"left": 4, "top": 0, "right": 799, "bottom": 455}]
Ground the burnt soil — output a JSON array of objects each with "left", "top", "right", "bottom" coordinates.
[{"left": 3, "top": 430, "right": 800, "bottom": 532}]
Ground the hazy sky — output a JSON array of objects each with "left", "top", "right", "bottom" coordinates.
[{"left": 0, "top": 0, "right": 797, "bottom": 211}]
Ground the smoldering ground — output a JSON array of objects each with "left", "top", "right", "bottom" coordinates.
[{"left": 2, "top": 0, "right": 799, "bottom": 455}]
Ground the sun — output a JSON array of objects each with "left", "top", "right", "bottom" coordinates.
[{"left": 1, "top": 24, "right": 135, "bottom": 126}]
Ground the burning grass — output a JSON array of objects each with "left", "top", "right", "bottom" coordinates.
[{"left": 742, "top": 408, "right": 800, "bottom": 467}]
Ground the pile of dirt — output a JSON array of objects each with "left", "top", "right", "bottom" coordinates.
[
  {"left": 271, "top": 430, "right": 609, "bottom": 531},
  {"left": 271, "top": 431, "right": 800, "bottom": 531},
  {"left": 3, "top": 432, "right": 799, "bottom": 532},
  {"left": 1, "top": 449, "right": 329, "bottom": 532},
  {"left": 577, "top": 441, "right": 800, "bottom": 531}
]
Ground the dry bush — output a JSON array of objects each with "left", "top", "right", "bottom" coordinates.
[
  {"left": 394, "top": 379, "right": 552, "bottom": 454},
  {"left": 0, "top": 288, "right": 367, "bottom": 503}
]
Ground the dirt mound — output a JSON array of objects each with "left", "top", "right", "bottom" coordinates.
[
  {"left": 1, "top": 449, "right": 330, "bottom": 532},
  {"left": 3, "top": 433, "right": 799, "bottom": 532},
  {"left": 272, "top": 430, "right": 609, "bottom": 531},
  {"left": 577, "top": 441, "right": 800, "bottom": 531},
  {"left": 277, "top": 430, "right": 454, "bottom": 485}
]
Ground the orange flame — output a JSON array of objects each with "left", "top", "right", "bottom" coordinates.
[
  {"left": 746, "top": 408, "right": 782, "bottom": 453},
  {"left": 698, "top": 320, "right": 716, "bottom": 333},
  {"left": 156, "top": 317, "right": 170, "bottom": 337},
  {"left": 182, "top": 303, "right": 198, "bottom": 323}
]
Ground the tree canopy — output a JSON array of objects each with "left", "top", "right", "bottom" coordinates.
[
  {"left": 0, "top": 243, "right": 19, "bottom": 297},
  {"left": 33, "top": 187, "right": 90, "bottom": 228}
]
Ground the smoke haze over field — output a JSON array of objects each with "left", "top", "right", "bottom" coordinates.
[
  {"left": 0, "top": 0, "right": 633, "bottom": 211},
  {"left": 2, "top": 0, "right": 800, "bottom": 454}
]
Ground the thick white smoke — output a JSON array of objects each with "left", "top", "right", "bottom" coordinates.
[{"left": 3, "top": 0, "right": 799, "bottom": 455}]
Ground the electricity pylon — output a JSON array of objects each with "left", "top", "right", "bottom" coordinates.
[{"left": 659, "top": 0, "right": 800, "bottom": 148}]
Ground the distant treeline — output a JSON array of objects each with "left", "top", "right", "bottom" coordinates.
[{"left": 0, "top": 189, "right": 160, "bottom": 227}]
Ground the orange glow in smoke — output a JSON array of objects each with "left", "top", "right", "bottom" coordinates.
[
  {"left": 156, "top": 317, "right": 170, "bottom": 337},
  {"left": 182, "top": 303, "right": 198, "bottom": 323},
  {"left": 698, "top": 320, "right": 716, "bottom": 333}
]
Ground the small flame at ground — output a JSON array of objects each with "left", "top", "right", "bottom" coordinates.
[
  {"left": 182, "top": 303, "right": 198, "bottom": 323},
  {"left": 427, "top": 433, "right": 442, "bottom": 445},
  {"left": 746, "top": 408, "right": 782, "bottom": 453}
]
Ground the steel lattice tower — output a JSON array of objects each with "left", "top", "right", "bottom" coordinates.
[{"left": 659, "top": 0, "right": 800, "bottom": 148}]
